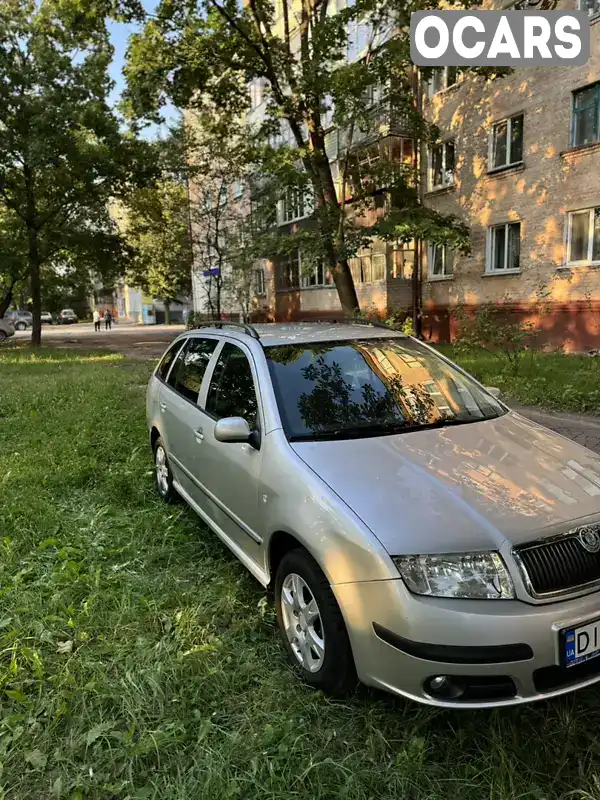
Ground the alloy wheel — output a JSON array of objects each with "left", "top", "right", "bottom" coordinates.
[
  {"left": 280, "top": 573, "right": 325, "bottom": 672},
  {"left": 155, "top": 445, "right": 170, "bottom": 496}
]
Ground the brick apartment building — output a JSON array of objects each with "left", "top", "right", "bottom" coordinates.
[
  {"left": 423, "top": 0, "right": 600, "bottom": 349},
  {"left": 191, "top": 0, "right": 600, "bottom": 349}
]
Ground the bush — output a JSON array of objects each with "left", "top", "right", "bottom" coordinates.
[{"left": 453, "top": 305, "right": 537, "bottom": 376}]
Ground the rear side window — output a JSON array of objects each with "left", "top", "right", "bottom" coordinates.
[
  {"left": 167, "top": 337, "right": 218, "bottom": 403},
  {"left": 206, "top": 342, "right": 258, "bottom": 428},
  {"left": 156, "top": 341, "right": 182, "bottom": 381}
]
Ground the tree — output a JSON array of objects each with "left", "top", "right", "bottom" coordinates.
[
  {"left": 122, "top": 179, "right": 193, "bottom": 322},
  {"left": 124, "top": 0, "right": 474, "bottom": 323},
  {"left": 0, "top": 0, "right": 153, "bottom": 345}
]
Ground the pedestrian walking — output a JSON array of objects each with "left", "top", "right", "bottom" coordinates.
[
  {"left": 93, "top": 308, "right": 101, "bottom": 332},
  {"left": 104, "top": 309, "right": 112, "bottom": 330}
]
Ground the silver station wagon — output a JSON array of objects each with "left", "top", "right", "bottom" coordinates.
[{"left": 147, "top": 320, "right": 600, "bottom": 708}]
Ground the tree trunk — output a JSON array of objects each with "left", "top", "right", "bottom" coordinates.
[
  {"left": 28, "top": 226, "right": 42, "bottom": 347},
  {"left": 304, "top": 118, "right": 360, "bottom": 317},
  {"left": 0, "top": 278, "right": 17, "bottom": 318},
  {"left": 164, "top": 300, "right": 171, "bottom": 324},
  {"left": 216, "top": 277, "right": 222, "bottom": 319}
]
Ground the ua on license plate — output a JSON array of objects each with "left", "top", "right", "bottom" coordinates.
[{"left": 564, "top": 618, "right": 600, "bottom": 667}]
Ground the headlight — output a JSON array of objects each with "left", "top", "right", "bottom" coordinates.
[{"left": 392, "top": 552, "right": 515, "bottom": 599}]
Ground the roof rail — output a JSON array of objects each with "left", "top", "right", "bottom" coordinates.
[
  {"left": 194, "top": 320, "right": 261, "bottom": 340},
  {"left": 297, "top": 317, "right": 401, "bottom": 333}
]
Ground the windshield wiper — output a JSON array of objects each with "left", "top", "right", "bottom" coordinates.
[{"left": 289, "top": 415, "right": 490, "bottom": 442}]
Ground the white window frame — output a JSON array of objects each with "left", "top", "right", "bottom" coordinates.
[
  {"left": 566, "top": 207, "right": 600, "bottom": 266},
  {"left": 428, "top": 141, "right": 455, "bottom": 191},
  {"left": 486, "top": 222, "right": 521, "bottom": 274},
  {"left": 233, "top": 179, "right": 244, "bottom": 200},
  {"left": 254, "top": 268, "right": 266, "bottom": 296},
  {"left": 300, "top": 260, "right": 333, "bottom": 288},
  {"left": 277, "top": 185, "right": 314, "bottom": 225},
  {"left": 428, "top": 245, "right": 454, "bottom": 279},
  {"left": 427, "top": 67, "right": 458, "bottom": 97},
  {"left": 488, "top": 114, "right": 524, "bottom": 171},
  {"left": 581, "top": 0, "right": 600, "bottom": 18}
]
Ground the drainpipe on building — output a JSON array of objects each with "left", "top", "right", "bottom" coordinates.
[{"left": 411, "top": 65, "right": 424, "bottom": 339}]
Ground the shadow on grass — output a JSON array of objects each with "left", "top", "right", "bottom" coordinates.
[{"left": 0, "top": 344, "right": 124, "bottom": 366}]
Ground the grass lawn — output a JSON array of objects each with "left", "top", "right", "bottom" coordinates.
[
  {"left": 441, "top": 347, "right": 600, "bottom": 413},
  {"left": 4, "top": 347, "right": 600, "bottom": 799}
]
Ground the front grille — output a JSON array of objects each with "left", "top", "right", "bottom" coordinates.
[{"left": 515, "top": 530, "right": 600, "bottom": 596}]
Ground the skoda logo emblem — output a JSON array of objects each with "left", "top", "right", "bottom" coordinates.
[{"left": 578, "top": 527, "right": 600, "bottom": 554}]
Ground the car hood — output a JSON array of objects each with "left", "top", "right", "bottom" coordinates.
[{"left": 290, "top": 412, "right": 600, "bottom": 554}]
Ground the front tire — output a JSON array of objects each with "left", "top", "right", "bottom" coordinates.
[
  {"left": 275, "top": 548, "right": 357, "bottom": 697},
  {"left": 15, "top": 322, "right": 26, "bottom": 331},
  {"left": 0, "top": 331, "right": 7, "bottom": 343},
  {"left": 153, "top": 437, "right": 178, "bottom": 504}
]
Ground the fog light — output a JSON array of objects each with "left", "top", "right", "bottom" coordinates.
[
  {"left": 430, "top": 675, "right": 448, "bottom": 691},
  {"left": 425, "top": 675, "right": 465, "bottom": 700}
]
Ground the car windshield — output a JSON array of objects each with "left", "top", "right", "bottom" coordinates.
[{"left": 264, "top": 338, "right": 506, "bottom": 442}]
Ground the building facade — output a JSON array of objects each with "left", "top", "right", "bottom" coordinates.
[
  {"left": 190, "top": 0, "right": 600, "bottom": 348},
  {"left": 423, "top": 0, "right": 600, "bottom": 349}
]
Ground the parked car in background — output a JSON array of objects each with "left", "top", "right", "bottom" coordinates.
[
  {"left": 5, "top": 310, "right": 33, "bottom": 331},
  {"left": 148, "top": 320, "right": 600, "bottom": 709},
  {"left": 0, "top": 318, "right": 15, "bottom": 341},
  {"left": 59, "top": 309, "right": 78, "bottom": 324},
  {"left": 41, "top": 311, "right": 53, "bottom": 324}
]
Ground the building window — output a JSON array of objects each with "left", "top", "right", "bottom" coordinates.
[
  {"left": 218, "top": 184, "right": 228, "bottom": 207},
  {"left": 349, "top": 241, "right": 387, "bottom": 283},
  {"left": 566, "top": 208, "right": 600, "bottom": 264},
  {"left": 489, "top": 114, "right": 524, "bottom": 170},
  {"left": 582, "top": 0, "right": 600, "bottom": 17},
  {"left": 278, "top": 186, "right": 314, "bottom": 224},
  {"left": 391, "top": 241, "right": 415, "bottom": 278},
  {"left": 429, "top": 141, "right": 455, "bottom": 190},
  {"left": 487, "top": 223, "right": 521, "bottom": 273},
  {"left": 347, "top": 19, "right": 372, "bottom": 61},
  {"left": 300, "top": 261, "right": 333, "bottom": 288},
  {"left": 572, "top": 84, "right": 600, "bottom": 146},
  {"left": 254, "top": 268, "right": 266, "bottom": 296},
  {"left": 428, "top": 67, "right": 457, "bottom": 97},
  {"left": 233, "top": 180, "right": 244, "bottom": 200},
  {"left": 428, "top": 245, "right": 454, "bottom": 278},
  {"left": 249, "top": 79, "right": 265, "bottom": 109},
  {"left": 277, "top": 249, "right": 301, "bottom": 290}
]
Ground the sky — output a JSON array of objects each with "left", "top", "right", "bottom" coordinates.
[{"left": 106, "top": 1, "right": 178, "bottom": 139}]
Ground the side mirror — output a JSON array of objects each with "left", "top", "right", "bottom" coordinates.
[
  {"left": 485, "top": 386, "right": 502, "bottom": 400},
  {"left": 214, "top": 416, "right": 252, "bottom": 444}
]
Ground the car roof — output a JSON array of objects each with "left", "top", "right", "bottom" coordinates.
[{"left": 191, "top": 321, "right": 407, "bottom": 347}]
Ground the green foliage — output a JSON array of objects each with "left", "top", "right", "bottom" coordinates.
[
  {"left": 2, "top": 346, "right": 600, "bottom": 797},
  {"left": 445, "top": 345, "right": 600, "bottom": 413},
  {"left": 453, "top": 305, "right": 537, "bottom": 376},
  {"left": 124, "top": 0, "right": 479, "bottom": 316},
  {"left": 122, "top": 179, "right": 193, "bottom": 310},
  {"left": 0, "top": 0, "right": 155, "bottom": 340}
]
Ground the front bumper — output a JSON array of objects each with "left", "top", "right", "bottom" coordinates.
[{"left": 334, "top": 578, "right": 600, "bottom": 708}]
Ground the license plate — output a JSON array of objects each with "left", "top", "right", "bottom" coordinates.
[{"left": 564, "top": 618, "right": 600, "bottom": 667}]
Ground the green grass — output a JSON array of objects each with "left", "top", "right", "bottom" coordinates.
[
  {"left": 441, "top": 347, "right": 600, "bottom": 413},
  {"left": 4, "top": 347, "right": 600, "bottom": 799}
]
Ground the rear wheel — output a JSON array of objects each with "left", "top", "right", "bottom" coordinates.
[
  {"left": 0, "top": 330, "right": 7, "bottom": 343},
  {"left": 275, "top": 548, "right": 357, "bottom": 697},
  {"left": 153, "top": 437, "right": 178, "bottom": 504},
  {"left": 15, "top": 322, "right": 26, "bottom": 331}
]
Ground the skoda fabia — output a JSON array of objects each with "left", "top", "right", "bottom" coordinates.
[{"left": 147, "top": 320, "right": 600, "bottom": 707}]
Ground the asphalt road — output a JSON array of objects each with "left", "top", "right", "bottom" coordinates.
[{"left": 13, "top": 322, "right": 185, "bottom": 359}]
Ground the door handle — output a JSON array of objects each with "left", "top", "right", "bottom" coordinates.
[
  {"left": 193, "top": 428, "right": 204, "bottom": 443},
  {"left": 159, "top": 402, "right": 167, "bottom": 413}
]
